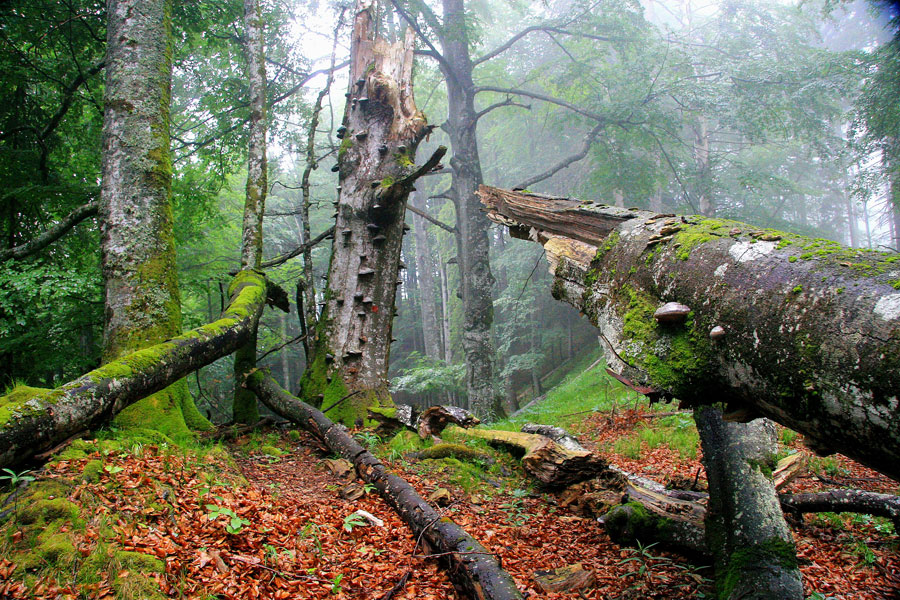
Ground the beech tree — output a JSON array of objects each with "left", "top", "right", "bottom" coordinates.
[{"left": 299, "top": 0, "right": 445, "bottom": 425}]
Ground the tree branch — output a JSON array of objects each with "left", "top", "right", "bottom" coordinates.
[
  {"left": 513, "top": 123, "right": 604, "bottom": 190},
  {"left": 473, "top": 97, "right": 531, "bottom": 123},
  {"left": 474, "top": 26, "right": 625, "bottom": 67},
  {"left": 0, "top": 200, "right": 99, "bottom": 261},
  {"left": 229, "top": 226, "right": 335, "bottom": 275},
  {"left": 407, "top": 203, "right": 456, "bottom": 233},
  {"left": 474, "top": 85, "right": 607, "bottom": 122}
]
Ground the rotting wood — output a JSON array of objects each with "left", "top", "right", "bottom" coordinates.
[
  {"left": 780, "top": 489, "right": 900, "bottom": 529},
  {"left": 478, "top": 184, "right": 900, "bottom": 481},
  {"left": 0, "top": 271, "right": 268, "bottom": 469},
  {"left": 447, "top": 426, "right": 606, "bottom": 488},
  {"left": 417, "top": 405, "right": 480, "bottom": 440},
  {"left": 247, "top": 371, "right": 523, "bottom": 600}
]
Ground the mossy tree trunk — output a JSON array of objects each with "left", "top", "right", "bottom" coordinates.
[
  {"left": 232, "top": 0, "right": 268, "bottom": 424},
  {"left": 100, "top": 0, "right": 209, "bottom": 436},
  {"left": 478, "top": 185, "right": 900, "bottom": 480},
  {"left": 0, "top": 271, "right": 267, "bottom": 469},
  {"left": 300, "top": 0, "right": 444, "bottom": 426},
  {"left": 695, "top": 407, "right": 803, "bottom": 599}
]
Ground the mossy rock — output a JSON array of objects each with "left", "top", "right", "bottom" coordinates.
[{"left": 388, "top": 430, "right": 427, "bottom": 454}]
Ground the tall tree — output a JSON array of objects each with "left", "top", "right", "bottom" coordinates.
[
  {"left": 232, "top": 0, "right": 268, "bottom": 424},
  {"left": 100, "top": 0, "right": 209, "bottom": 435},
  {"left": 300, "top": 0, "right": 444, "bottom": 425},
  {"left": 410, "top": 191, "right": 443, "bottom": 360}
]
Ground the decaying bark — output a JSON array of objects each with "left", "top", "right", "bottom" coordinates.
[
  {"left": 301, "top": 0, "right": 445, "bottom": 425},
  {"left": 247, "top": 373, "right": 523, "bottom": 600},
  {"left": 100, "top": 0, "right": 208, "bottom": 434},
  {"left": 696, "top": 408, "right": 803, "bottom": 599},
  {"left": 233, "top": 0, "right": 269, "bottom": 424},
  {"left": 447, "top": 426, "right": 606, "bottom": 488},
  {"left": 0, "top": 271, "right": 268, "bottom": 468},
  {"left": 417, "top": 405, "right": 480, "bottom": 440},
  {"left": 478, "top": 185, "right": 900, "bottom": 480},
  {"left": 780, "top": 489, "right": 900, "bottom": 529}
]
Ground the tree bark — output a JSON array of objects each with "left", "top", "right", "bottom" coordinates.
[
  {"left": 439, "top": 0, "right": 498, "bottom": 418},
  {"left": 695, "top": 408, "right": 803, "bottom": 599},
  {"left": 300, "top": 0, "right": 444, "bottom": 425},
  {"left": 478, "top": 185, "right": 900, "bottom": 480},
  {"left": 411, "top": 191, "right": 443, "bottom": 360},
  {"left": 247, "top": 372, "right": 523, "bottom": 600},
  {"left": 233, "top": 0, "right": 269, "bottom": 424},
  {"left": 100, "top": 0, "right": 208, "bottom": 435},
  {"left": 0, "top": 271, "right": 267, "bottom": 469}
]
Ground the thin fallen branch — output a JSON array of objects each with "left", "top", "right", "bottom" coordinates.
[{"left": 247, "top": 372, "right": 523, "bottom": 600}]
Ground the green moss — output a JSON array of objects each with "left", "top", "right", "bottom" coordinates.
[
  {"left": 19, "top": 497, "right": 80, "bottom": 526},
  {"left": 25, "top": 532, "right": 77, "bottom": 569},
  {"left": 788, "top": 256, "right": 798, "bottom": 263},
  {"left": 288, "top": 429, "right": 301, "bottom": 442},
  {"left": 791, "top": 285, "right": 803, "bottom": 294},
  {"left": 672, "top": 218, "right": 738, "bottom": 261},
  {"left": 380, "top": 176, "right": 395, "bottom": 188},
  {"left": 719, "top": 537, "right": 798, "bottom": 599},
  {"left": 338, "top": 136, "right": 353, "bottom": 161},
  {"left": 418, "top": 443, "right": 490, "bottom": 463},
  {"left": 259, "top": 445, "right": 284, "bottom": 457},
  {"left": 0, "top": 385, "right": 55, "bottom": 426},
  {"left": 388, "top": 430, "right": 427, "bottom": 454},
  {"left": 81, "top": 460, "right": 103, "bottom": 483},
  {"left": 594, "top": 231, "right": 621, "bottom": 264},
  {"left": 369, "top": 406, "right": 397, "bottom": 419},
  {"left": 618, "top": 284, "right": 714, "bottom": 398},
  {"left": 603, "top": 502, "right": 673, "bottom": 545}
]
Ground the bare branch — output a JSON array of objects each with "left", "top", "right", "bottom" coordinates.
[
  {"left": 407, "top": 203, "right": 456, "bottom": 233},
  {"left": 0, "top": 200, "right": 99, "bottom": 261},
  {"left": 513, "top": 123, "right": 604, "bottom": 190},
  {"left": 474, "top": 26, "right": 627, "bottom": 67},
  {"left": 474, "top": 85, "right": 606, "bottom": 122},
  {"left": 473, "top": 97, "right": 531, "bottom": 122},
  {"left": 228, "top": 226, "right": 335, "bottom": 276}
]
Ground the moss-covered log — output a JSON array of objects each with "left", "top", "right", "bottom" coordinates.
[
  {"left": 478, "top": 185, "right": 900, "bottom": 480},
  {"left": 246, "top": 372, "right": 523, "bottom": 600},
  {"left": 301, "top": 0, "right": 444, "bottom": 425},
  {"left": 0, "top": 271, "right": 267, "bottom": 469},
  {"left": 447, "top": 426, "right": 606, "bottom": 488}
]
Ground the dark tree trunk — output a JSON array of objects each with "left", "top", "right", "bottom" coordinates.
[
  {"left": 247, "top": 372, "right": 523, "bottom": 600},
  {"left": 300, "top": 0, "right": 444, "bottom": 425},
  {"left": 233, "top": 0, "right": 269, "bottom": 424},
  {"left": 695, "top": 408, "right": 803, "bottom": 599},
  {"left": 440, "top": 0, "right": 497, "bottom": 418},
  {"left": 479, "top": 185, "right": 900, "bottom": 480},
  {"left": 0, "top": 272, "right": 267, "bottom": 468},
  {"left": 100, "top": 0, "right": 209, "bottom": 435}
]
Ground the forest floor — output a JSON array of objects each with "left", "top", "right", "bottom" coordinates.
[{"left": 0, "top": 358, "right": 898, "bottom": 599}]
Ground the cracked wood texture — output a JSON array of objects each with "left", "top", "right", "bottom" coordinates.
[
  {"left": 303, "top": 0, "right": 435, "bottom": 425},
  {"left": 248, "top": 373, "right": 523, "bottom": 600},
  {"left": 478, "top": 185, "right": 900, "bottom": 481}
]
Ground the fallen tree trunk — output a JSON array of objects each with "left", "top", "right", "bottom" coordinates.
[
  {"left": 0, "top": 271, "right": 268, "bottom": 468},
  {"left": 447, "top": 426, "right": 606, "bottom": 488},
  {"left": 478, "top": 185, "right": 900, "bottom": 481},
  {"left": 246, "top": 372, "right": 523, "bottom": 600}
]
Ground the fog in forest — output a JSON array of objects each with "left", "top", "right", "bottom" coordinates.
[{"left": 1, "top": 0, "right": 897, "bottom": 420}]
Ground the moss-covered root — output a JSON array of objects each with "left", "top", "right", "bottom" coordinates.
[{"left": 413, "top": 443, "right": 493, "bottom": 464}]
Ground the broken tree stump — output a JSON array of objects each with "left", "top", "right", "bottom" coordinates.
[
  {"left": 446, "top": 426, "right": 606, "bottom": 488},
  {"left": 417, "top": 405, "right": 480, "bottom": 440},
  {"left": 247, "top": 372, "right": 522, "bottom": 600}
]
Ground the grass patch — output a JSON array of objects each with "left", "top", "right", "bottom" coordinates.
[{"left": 612, "top": 414, "right": 699, "bottom": 460}]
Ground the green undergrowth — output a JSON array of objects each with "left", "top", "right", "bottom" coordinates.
[
  {"left": 611, "top": 414, "right": 700, "bottom": 460},
  {"left": 0, "top": 428, "right": 239, "bottom": 598}
]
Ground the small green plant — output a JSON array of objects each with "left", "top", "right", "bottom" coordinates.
[
  {"left": 330, "top": 573, "right": 343, "bottom": 594},
  {"left": 206, "top": 504, "right": 250, "bottom": 534},
  {"left": 0, "top": 468, "right": 35, "bottom": 522},
  {"left": 780, "top": 428, "right": 798, "bottom": 446},
  {"left": 500, "top": 489, "right": 533, "bottom": 527},
  {"left": 617, "top": 541, "right": 670, "bottom": 590},
  {"left": 363, "top": 483, "right": 376, "bottom": 495},
  {"left": 342, "top": 512, "right": 367, "bottom": 533},
  {"left": 353, "top": 431, "right": 381, "bottom": 448},
  {"left": 301, "top": 522, "right": 323, "bottom": 555}
]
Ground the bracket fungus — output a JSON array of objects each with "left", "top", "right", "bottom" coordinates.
[{"left": 653, "top": 302, "right": 691, "bottom": 324}]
